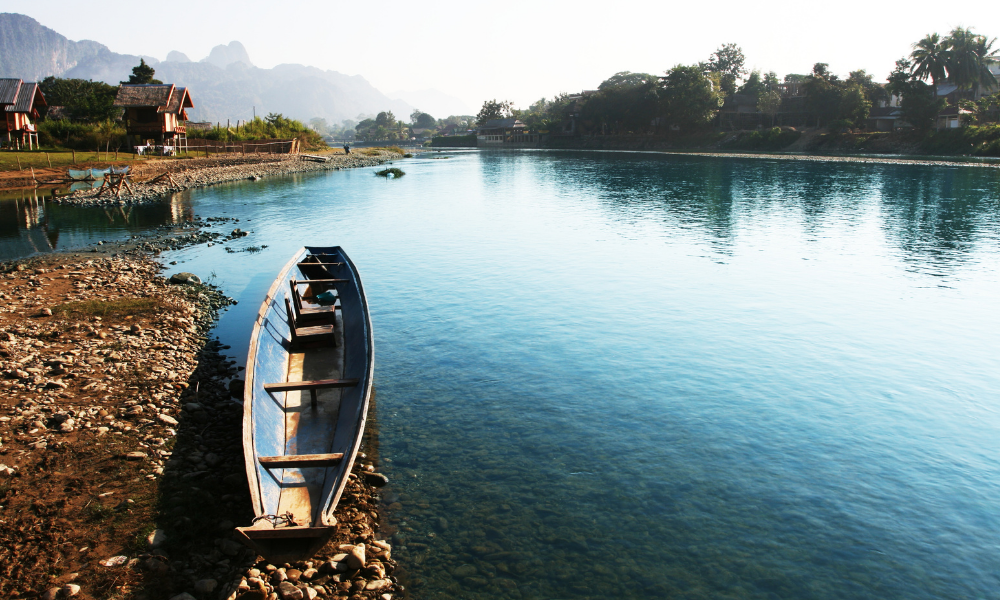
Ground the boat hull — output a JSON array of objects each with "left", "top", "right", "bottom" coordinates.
[{"left": 237, "top": 246, "right": 374, "bottom": 560}]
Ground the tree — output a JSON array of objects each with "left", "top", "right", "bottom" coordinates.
[
  {"left": 757, "top": 90, "right": 782, "bottom": 126},
  {"left": 899, "top": 80, "right": 947, "bottom": 131},
  {"left": 585, "top": 72, "right": 660, "bottom": 134},
  {"left": 847, "top": 69, "right": 888, "bottom": 105},
  {"left": 910, "top": 33, "right": 948, "bottom": 97},
  {"left": 762, "top": 71, "right": 781, "bottom": 93},
  {"left": 476, "top": 99, "right": 513, "bottom": 124},
  {"left": 839, "top": 85, "right": 870, "bottom": 127},
  {"left": 944, "top": 27, "right": 999, "bottom": 94},
  {"left": 887, "top": 57, "right": 913, "bottom": 99},
  {"left": 707, "top": 43, "right": 747, "bottom": 95},
  {"left": 659, "top": 64, "right": 723, "bottom": 131},
  {"left": 309, "top": 117, "right": 329, "bottom": 135},
  {"left": 415, "top": 112, "right": 436, "bottom": 128},
  {"left": 738, "top": 70, "right": 767, "bottom": 99},
  {"left": 804, "top": 64, "right": 843, "bottom": 126},
  {"left": 38, "top": 76, "right": 119, "bottom": 122},
  {"left": 122, "top": 58, "right": 162, "bottom": 85},
  {"left": 375, "top": 111, "right": 396, "bottom": 128}
]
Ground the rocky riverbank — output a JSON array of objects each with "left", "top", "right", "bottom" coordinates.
[
  {"left": 51, "top": 150, "right": 405, "bottom": 207},
  {"left": 0, "top": 250, "right": 399, "bottom": 600}
]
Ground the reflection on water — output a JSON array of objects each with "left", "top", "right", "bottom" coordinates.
[
  {"left": 6, "top": 152, "right": 1000, "bottom": 599},
  {"left": 0, "top": 190, "right": 196, "bottom": 260}
]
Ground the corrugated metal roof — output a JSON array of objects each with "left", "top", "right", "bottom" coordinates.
[
  {"left": 114, "top": 84, "right": 174, "bottom": 107},
  {"left": 5, "top": 82, "right": 45, "bottom": 113},
  {"left": 0, "top": 78, "right": 22, "bottom": 105}
]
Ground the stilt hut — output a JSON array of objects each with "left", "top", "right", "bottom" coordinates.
[
  {"left": 1, "top": 79, "right": 46, "bottom": 150},
  {"left": 114, "top": 84, "right": 193, "bottom": 150}
]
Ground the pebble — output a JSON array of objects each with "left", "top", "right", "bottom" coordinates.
[
  {"left": 168, "top": 594, "right": 197, "bottom": 600},
  {"left": 158, "top": 413, "right": 179, "bottom": 426},
  {"left": 193, "top": 579, "right": 217, "bottom": 594},
  {"left": 147, "top": 528, "right": 167, "bottom": 548},
  {"left": 63, "top": 583, "right": 81, "bottom": 596},
  {"left": 41, "top": 587, "right": 60, "bottom": 600}
]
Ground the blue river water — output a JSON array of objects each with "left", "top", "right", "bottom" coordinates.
[{"left": 4, "top": 150, "right": 1000, "bottom": 599}]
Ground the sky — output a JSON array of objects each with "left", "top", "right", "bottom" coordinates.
[{"left": 4, "top": 0, "right": 1000, "bottom": 113}]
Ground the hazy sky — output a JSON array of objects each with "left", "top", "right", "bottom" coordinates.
[{"left": 5, "top": 0, "right": 1000, "bottom": 113}]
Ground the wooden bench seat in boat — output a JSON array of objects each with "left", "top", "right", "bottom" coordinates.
[
  {"left": 264, "top": 378, "right": 360, "bottom": 405},
  {"left": 259, "top": 453, "right": 345, "bottom": 468},
  {"left": 289, "top": 279, "right": 346, "bottom": 324},
  {"left": 284, "top": 297, "right": 335, "bottom": 348}
]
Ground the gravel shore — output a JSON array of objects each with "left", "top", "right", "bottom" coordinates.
[
  {"left": 0, "top": 248, "right": 398, "bottom": 600},
  {"left": 52, "top": 151, "right": 405, "bottom": 207}
]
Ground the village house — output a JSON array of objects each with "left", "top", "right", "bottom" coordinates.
[
  {"left": 0, "top": 78, "right": 47, "bottom": 150},
  {"left": 476, "top": 118, "right": 539, "bottom": 147},
  {"left": 113, "top": 84, "right": 193, "bottom": 150}
]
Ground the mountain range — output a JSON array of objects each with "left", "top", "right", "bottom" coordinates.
[{"left": 0, "top": 13, "right": 472, "bottom": 124}]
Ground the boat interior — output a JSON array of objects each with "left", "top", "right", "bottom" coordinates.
[{"left": 237, "top": 248, "right": 371, "bottom": 560}]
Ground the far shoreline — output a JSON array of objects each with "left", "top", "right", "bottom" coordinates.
[{"left": 434, "top": 145, "right": 1000, "bottom": 169}]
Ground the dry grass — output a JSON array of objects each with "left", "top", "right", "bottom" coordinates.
[
  {"left": 52, "top": 297, "right": 179, "bottom": 319},
  {"left": 359, "top": 145, "right": 405, "bottom": 156}
]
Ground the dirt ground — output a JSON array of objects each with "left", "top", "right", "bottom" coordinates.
[
  {"left": 0, "top": 251, "right": 398, "bottom": 600},
  {"left": 0, "top": 150, "right": 350, "bottom": 190}
]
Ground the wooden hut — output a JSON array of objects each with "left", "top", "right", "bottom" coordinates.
[
  {"left": 476, "top": 118, "right": 539, "bottom": 147},
  {"left": 1, "top": 78, "right": 47, "bottom": 150},
  {"left": 114, "top": 84, "right": 193, "bottom": 150}
]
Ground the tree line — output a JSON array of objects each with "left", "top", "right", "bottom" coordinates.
[{"left": 474, "top": 29, "right": 999, "bottom": 136}]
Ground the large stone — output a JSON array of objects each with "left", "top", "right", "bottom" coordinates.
[
  {"left": 158, "top": 413, "right": 179, "bottom": 426},
  {"left": 365, "top": 579, "right": 389, "bottom": 591},
  {"left": 41, "top": 588, "right": 60, "bottom": 600},
  {"left": 362, "top": 472, "right": 389, "bottom": 487},
  {"left": 346, "top": 544, "right": 365, "bottom": 570},
  {"left": 277, "top": 581, "right": 304, "bottom": 600},
  {"left": 147, "top": 528, "right": 167, "bottom": 548},
  {"left": 169, "top": 272, "right": 202, "bottom": 285},
  {"left": 193, "top": 579, "right": 217, "bottom": 594}
]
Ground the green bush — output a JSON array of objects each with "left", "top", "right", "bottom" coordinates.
[
  {"left": 195, "top": 115, "right": 326, "bottom": 150},
  {"left": 722, "top": 127, "right": 801, "bottom": 151},
  {"left": 37, "top": 119, "right": 127, "bottom": 150}
]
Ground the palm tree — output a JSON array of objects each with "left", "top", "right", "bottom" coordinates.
[
  {"left": 945, "top": 27, "right": 1000, "bottom": 96},
  {"left": 911, "top": 33, "right": 948, "bottom": 97},
  {"left": 971, "top": 35, "right": 1000, "bottom": 95}
]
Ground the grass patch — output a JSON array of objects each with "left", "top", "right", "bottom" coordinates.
[
  {"left": 360, "top": 146, "right": 405, "bottom": 156},
  {"left": 85, "top": 501, "right": 115, "bottom": 523},
  {"left": 375, "top": 168, "right": 405, "bottom": 178},
  {"left": 53, "top": 297, "right": 178, "bottom": 319}
]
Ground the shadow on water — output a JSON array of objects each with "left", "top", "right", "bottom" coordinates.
[{"left": 0, "top": 191, "right": 198, "bottom": 261}]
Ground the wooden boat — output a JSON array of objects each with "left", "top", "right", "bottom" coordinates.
[
  {"left": 236, "top": 246, "right": 374, "bottom": 560},
  {"left": 67, "top": 168, "right": 108, "bottom": 181}
]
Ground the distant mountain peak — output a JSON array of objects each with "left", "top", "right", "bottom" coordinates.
[
  {"left": 165, "top": 50, "right": 191, "bottom": 63},
  {"left": 201, "top": 41, "right": 252, "bottom": 69}
]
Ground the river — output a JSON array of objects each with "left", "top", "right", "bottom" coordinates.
[{"left": 3, "top": 150, "right": 1000, "bottom": 599}]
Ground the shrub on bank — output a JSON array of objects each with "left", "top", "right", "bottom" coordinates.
[
  {"left": 721, "top": 128, "right": 801, "bottom": 151},
  {"left": 37, "top": 119, "right": 128, "bottom": 151},
  {"left": 429, "top": 135, "right": 476, "bottom": 147},
  {"left": 921, "top": 125, "right": 1000, "bottom": 156},
  {"left": 196, "top": 115, "right": 326, "bottom": 150}
]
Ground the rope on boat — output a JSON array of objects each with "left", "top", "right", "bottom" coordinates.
[{"left": 252, "top": 511, "right": 299, "bottom": 527}]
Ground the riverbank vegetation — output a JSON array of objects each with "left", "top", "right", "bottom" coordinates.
[{"left": 459, "top": 27, "right": 1000, "bottom": 156}]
